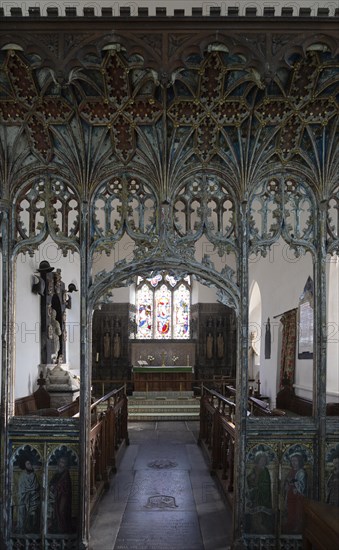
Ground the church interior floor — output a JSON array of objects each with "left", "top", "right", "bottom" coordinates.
[{"left": 89, "top": 420, "right": 232, "bottom": 550}]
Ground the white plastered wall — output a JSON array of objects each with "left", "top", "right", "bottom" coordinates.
[
  {"left": 249, "top": 239, "right": 313, "bottom": 406},
  {"left": 15, "top": 238, "right": 81, "bottom": 397},
  {"left": 326, "top": 255, "right": 339, "bottom": 402}
]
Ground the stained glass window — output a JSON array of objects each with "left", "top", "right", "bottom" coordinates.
[
  {"left": 135, "top": 272, "right": 190, "bottom": 339},
  {"left": 155, "top": 284, "right": 171, "bottom": 338},
  {"left": 136, "top": 283, "right": 153, "bottom": 339},
  {"left": 173, "top": 284, "right": 190, "bottom": 338}
]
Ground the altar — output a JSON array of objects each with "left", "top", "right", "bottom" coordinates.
[{"left": 132, "top": 365, "right": 193, "bottom": 393}]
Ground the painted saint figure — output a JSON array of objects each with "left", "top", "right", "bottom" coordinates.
[
  {"left": 16, "top": 458, "right": 40, "bottom": 534},
  {"left": 283, "top": 453, "right": 308, "bottom": 533},
  {"left": 206, "top": 333, "right": 213, "bottom": 359},
  {"left": 48, "top": 455, "right": 73, "bottom": 533},
  {"left": 326, "top": 454, "right": 339, "bottom": 507},
  {"left": 103, "top": 332, "right": 110, "bottom": 359},
  {"left": 217, "top": 333, "right": 224, "bottom": 359},
  {"left": 113, "top": 333, "right": 121, "bottom": 359},
  {"left": 246, "top": 451, "right": 273, "bottom": 533}
]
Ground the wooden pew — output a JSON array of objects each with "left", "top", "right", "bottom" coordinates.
[
  {"left": 303, "top": 499, "right": 339, "bottom": 549},
  {"left": 276, "top": 385, "right": 339, "bottom": 416},
  {"left": 15, "top": 374, "right": 79, "bottom": 417}
]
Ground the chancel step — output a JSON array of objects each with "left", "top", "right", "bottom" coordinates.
[{"left": 127, "top": 396, "right": 200, "bottom": 420}]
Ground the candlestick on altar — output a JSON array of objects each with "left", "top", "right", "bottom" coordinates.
[{"left": 187, "top": 354, "right": 190, "bottom": 366}]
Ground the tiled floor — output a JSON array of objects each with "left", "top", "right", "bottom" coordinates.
[{"left": 89, "top": 421, "right": 232, "bottom": 550}]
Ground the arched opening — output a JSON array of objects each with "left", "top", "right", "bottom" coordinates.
[{"left": 91, "top": 265, "right": 238, "bottom": 399}]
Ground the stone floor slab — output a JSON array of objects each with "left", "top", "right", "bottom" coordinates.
[
  {"left": 126, "top": 469, "right": 196, "bottom": 511},
  {"left": 133, "top": 441, "right": 190, "bottom": 470},
  {"left": 90, "top": 420, "right": 232, "bottom": 550},
  {"left": 114, "top": 510, "right": 204, "bottom": 550}
]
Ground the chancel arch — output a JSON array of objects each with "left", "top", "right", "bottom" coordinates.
[{"left": 91, "top": 265, "right": 238, "bottom": 395}]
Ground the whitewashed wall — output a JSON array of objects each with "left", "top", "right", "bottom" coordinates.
[
  {"left": 249, "top": 239, "right": 313, "bottom": 406},
  {"left": 15, "top": 238, "right": 81, "bottom": 397}
]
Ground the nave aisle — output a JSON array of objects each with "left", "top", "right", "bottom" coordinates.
[{"left": 90, "top": 421, "right": 232, "bottom": 550}]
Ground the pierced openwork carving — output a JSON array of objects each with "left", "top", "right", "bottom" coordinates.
[
  {"left": 91, "top": 176, "right": 157, "bottom": 254},
  {"left": 249, "top": 178, "right": 315, "bottom": 256},
  {"left": 173, "top": 175, "right": 237, "bottom": 252},
  {"left": 327, "top": 186, "right": 339, "bottom": 255},
  {"left": 15, "top": 179, "right": 80, "bottom": 254}
]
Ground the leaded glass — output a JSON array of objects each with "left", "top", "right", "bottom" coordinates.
[
  {"left": 136, "top": 284, "right": 153, "bottom": 339},
  {"left": 149, "top": 273, "right": 162, "bottom": 287},
  {"left": 135, "top": 272, "right": 191, "bottom": 339},
  {"left": 165, "top": 273, "right": 178, "bottom": 287},
  {"left": 173, "top": 284, "right": 190, "bottom": 338},
  {"left": 155, "top": 284, "right": 171, "bottom": 339}
]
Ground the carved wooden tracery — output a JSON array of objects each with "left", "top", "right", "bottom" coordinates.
[
  {"left": 249, "top": 177, "right": 316, "bottom": 257},
  {"left": 92, "top": 176, "right": 157, "bottom": 256},
  {"left": 14, "top": 178, "right": 80, "bottom": 255}
]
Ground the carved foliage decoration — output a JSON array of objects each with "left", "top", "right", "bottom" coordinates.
[
  {"left": 249, "top": 177, "right": 315, "bottom": 256},
  {"left": 0, "top": 51, "right": 73, "bottom": 162},
  {"left": 79, "top": 51, "right": 163, "bottom": 163}
]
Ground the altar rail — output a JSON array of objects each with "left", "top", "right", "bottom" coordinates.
[{"left": 92, "top": 377, "right": 236, "bottom": 397}]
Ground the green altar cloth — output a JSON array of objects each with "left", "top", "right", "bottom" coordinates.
[{"left": 133, "top": 366, "right": 192, "bottom": 373}]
